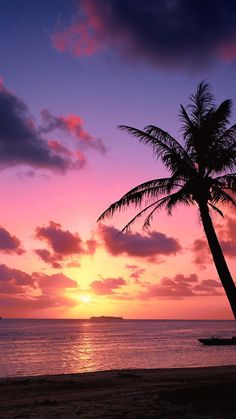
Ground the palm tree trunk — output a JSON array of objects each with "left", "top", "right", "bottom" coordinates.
[{"left": 199, "top": 202, "right": 236, "bottom": 319}]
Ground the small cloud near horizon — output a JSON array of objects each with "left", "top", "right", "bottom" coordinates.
[
  {"left": 0, "top": 264, "right": 78, "bottom": 310},
  {"left": 137, "top": 273, "right": 223, "bottom": 300}
]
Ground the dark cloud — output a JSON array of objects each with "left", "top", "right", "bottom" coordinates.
[
  {"left": 138, "top": 273, "right": 222, "bottom": 300},
  {"left": 35, "top": 221, "right": 96, "bottom": 268},
  {"left": 90, "top": 276, "right": 127, "bottom": 295},
  {"left": 0, "top": 227, "right": 24, "bottom": 255},
  {"left": 0, "top": 80, "right": 74, "bottom": 172},
  {"left": 52, "top": 0, "right": 236, "bottom": 70},
  {"left": 0, "top": 79, "right": 104, "bottom": 173},
  {"left": 98, "top": 224, "right": 181, "bottom": 259}
]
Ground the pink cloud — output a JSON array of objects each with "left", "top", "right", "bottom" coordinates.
[
  {"left": 0, "top": 226, "right": 24, "bottom": 255},
  {"left": 217, "top": 216, "right": 236, "bottom": 257},
  {"left": 126, "top": 264, "right": 146, "bottom": 284},
  {"left": 190, "top": 238, "right": 211, "bottom": 268},
  {"left": 98, "top": 224, "right": 181, "bottom": 259},
  {"left": 47, "top": 140, "right": 74, "bottom": 157},
  {"left": 194, "top": 279, "right": 223, "bottom": 295},
  {"left": 33, "top": 272, "right": 78, "bottom": 293},
  {"left": 34, "top": 249, "right": 63, "bottom": 269},
  {"left": 52, "top": 20, "right": 103, "bottom": 57},
  {"left": 0, "top": 264, "right": 34, "bottom": 294},
  {"left": 90, "top": 276, "right": 127, "bottom": 295},
  {"left": 0, "top": 264, "right": 78, "bottom": 310},
  {"left": 34, "top": 221, "right": 96, "bottom": 268},
  {"left": 41, "top": 109, "right": 106, "bottom": 154}
]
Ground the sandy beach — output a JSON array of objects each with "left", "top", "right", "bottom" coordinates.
[{"left": 0, "top": 365, "right": 236, "bottom": 418}]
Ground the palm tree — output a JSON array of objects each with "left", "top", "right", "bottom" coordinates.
[{"left": 98, "top": 81, "right": 236, "bottom": 319}]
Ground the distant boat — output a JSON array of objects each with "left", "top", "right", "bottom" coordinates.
[
  {"left": 199, "top": 336, "right": 236, "bottom": 346},
  {"left": 89, "top": 316, "right": 124, "bottom": 322}
]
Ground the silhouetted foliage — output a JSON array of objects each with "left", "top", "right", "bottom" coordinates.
[{"left": 98, "top": 81, "right": 236, "bottom": 318}]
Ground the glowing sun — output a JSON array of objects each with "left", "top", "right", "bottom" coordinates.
[{"left": 79, "top": 295, "right": 91, "bottom": 303}]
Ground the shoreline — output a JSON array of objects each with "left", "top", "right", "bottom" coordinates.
[
  {"left": 1, "top": 365, "right": 236, "bottom": 418},
  {"left": 1, "top": 363, "right": 236, "bottom": 381}
]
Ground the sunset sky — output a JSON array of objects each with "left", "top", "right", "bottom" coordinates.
[{"left": 1, "top": 0, "right": 236, "bottom": 319}]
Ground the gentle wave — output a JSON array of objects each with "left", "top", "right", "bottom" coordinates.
[{"left": 1, "top": 319, "right": 236, "bottom": 377}]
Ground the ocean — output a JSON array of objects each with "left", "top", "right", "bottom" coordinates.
[{"left": 1, "top": 319, "right": 236, "bottom": 378}]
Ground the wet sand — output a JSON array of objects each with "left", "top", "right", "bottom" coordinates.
[{"left": 0, "top": 365, "right": 236, "bottom": 418}]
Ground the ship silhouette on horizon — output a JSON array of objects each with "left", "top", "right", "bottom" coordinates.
[{"left": 89, "top": 316, "right": 124, "bottom": 322}]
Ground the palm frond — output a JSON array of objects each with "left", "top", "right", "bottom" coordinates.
[
  {"left": 120, "top": 196, "right": 169, "bottom": 232},
  {"left": 211, "top": 185, "right": 236, "bottom": 207},
  {"left": 189, "top": 80, "right": 214, "bottom": 125},
  {"left": 118, "top": 177, "right": 183, "bottom": 196},
  {"left": 210, "top": 144, "right": 236, "bottom": 174},
  {"left": 207, "top": 100, "right": 232, "bottom": 136},
  {"left": 179, "top": 104, "right": 196, "bottom": 140},
  {"left": 142, "top": 196, "right": 173, "bottom": 229},
  {"left": 97, "top": 176, "right": 187, "bottom": 223},
  {"left": 208, "top": 203, "right": 224, "bottom": 217},
  {"left": 217, "top": 124, "right": 236, "bottom": 148},
  {"left": 119, "top": 124, "right": 195, "bottom": 176},
  {"left": 214, "top": 173, "right": 236, "bottom": 193},
  {"left": 165, "top": 187, "right": 194, "bottom": 215},
  {"left": 98, "top": 80, "right": 236, "bottom": 235}
]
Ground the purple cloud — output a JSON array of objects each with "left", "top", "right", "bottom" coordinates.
[
  {"left": 98, "top": 224, "right": 181, "bottom": 259},
  {"left": 0, "top": 227, "right": 24, "bottom": 255},
  {"left": 0, "top": 79, "right": 104, "bottom": 173},
  {"left": 0, "top": 80, "right": 74, "bottom": 172},
  {"left": 35, "top": 221, "right": 96, "bottom": 268},
  {"left": 52, "top": 0, "right": 236, "bottom": 70}
]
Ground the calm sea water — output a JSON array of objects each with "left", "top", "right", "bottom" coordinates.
[{"left": 0, "top": 319, "right": 236, "bottom": 377}]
